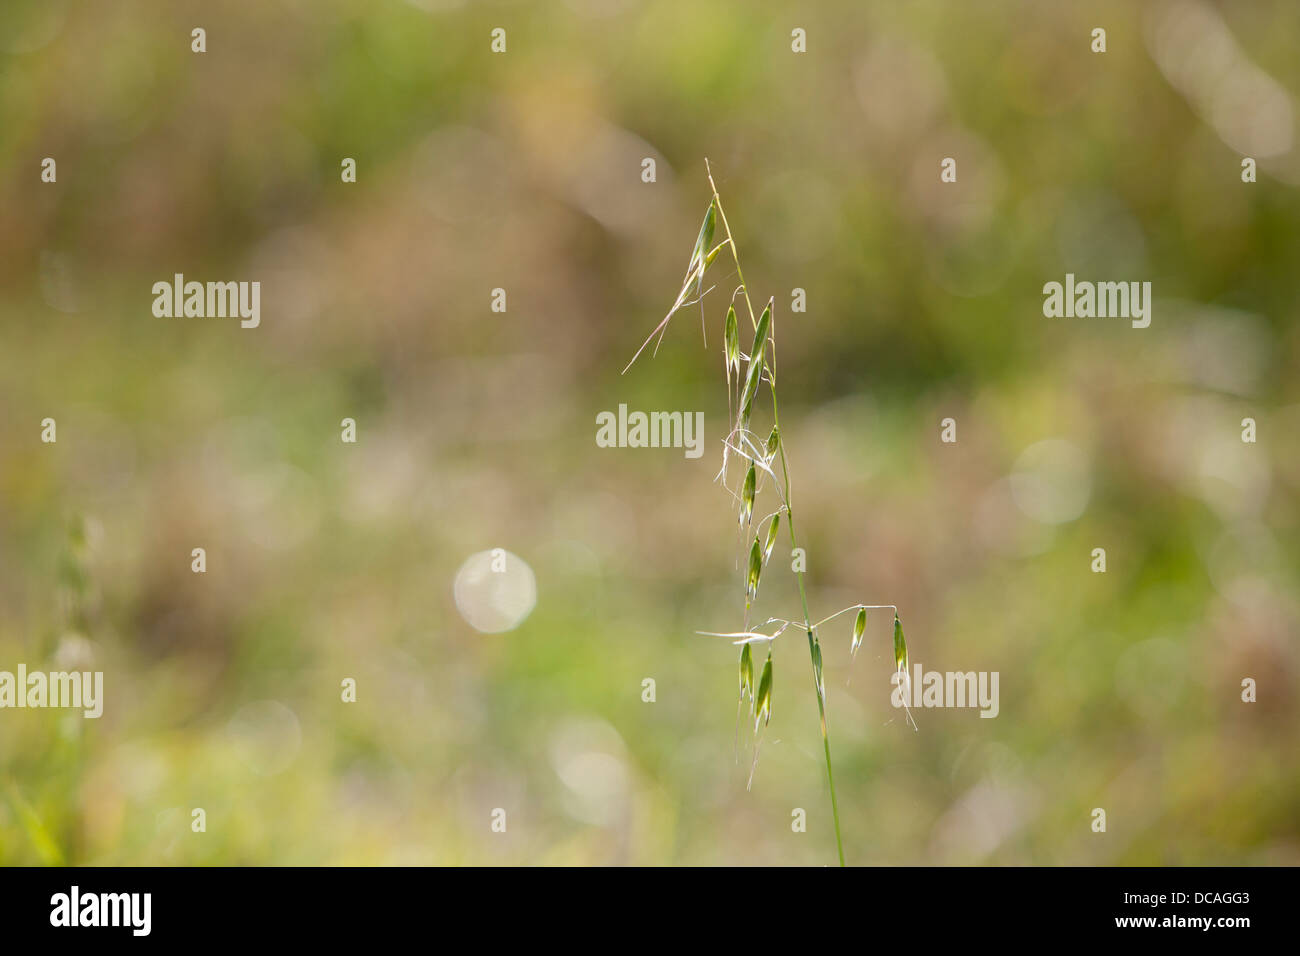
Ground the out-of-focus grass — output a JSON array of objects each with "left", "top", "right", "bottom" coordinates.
[{"left": 1, "top": 0, "right": 1298, "bottom": 864}]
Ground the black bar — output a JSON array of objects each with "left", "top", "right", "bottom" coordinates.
[{"left": 0, "top": 866, "right": 1279, "bottom": 942}]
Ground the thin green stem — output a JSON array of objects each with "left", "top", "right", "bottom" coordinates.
[
  {"left": 706, "top": 160, "right": 846, "bottom": 867},
  {"left": 773, "top": 394, "right": 846, "bottom": 868},
  {"left": 814, "top": 604, "right": 898, "bottom": 630}
]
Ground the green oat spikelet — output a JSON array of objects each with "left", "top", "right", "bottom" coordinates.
[
  {"left": 851, "top": 607, "right": 867, "bottom": 658},
  {"left": 746, "top": 536, "right": 763, "bottom": 601},
  {"left": 893, "top": 612, "right": 908, "bottom": 674},
  {"left": 754, "top": 651, "right": 773, "bottom": 731},
  {"left": 739, "top": 463, "right": 756, "bottom": 526},
  {"left": 738, "top": 303, "right": 771, "bottom": 428},
  {"left": 691, "top": 201, "right": 715, "bottom": 271},
  {"left": 724, "top": 305, "right": 740, "bottom": 380},
  {"left": 688, "top": 201, "right": 716, "bottom": 303},
  {"left": 762, "top": 514, "right": 780, "bottom": 562},
  {"left": 893, "top": 612, "right": 918, "bottom": 732},
  {"left": 739, "top": 642, "right": 754, "bottom": 702}
]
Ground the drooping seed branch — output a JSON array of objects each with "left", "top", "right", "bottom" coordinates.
[
  {"left": 703, "top": 160, "right": 846, "bottom": 866},
  {"left": 625, "top": 161, "right": 913, "bottom": 867}
]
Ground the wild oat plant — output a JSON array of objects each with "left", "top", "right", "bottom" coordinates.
[{"left": 625, "top": 162, "right": 914, "bottom": 866}]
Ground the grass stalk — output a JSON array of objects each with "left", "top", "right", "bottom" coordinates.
[
  {"left": 626, "top": 160, "right": 910, "bottom": 867},
  {"left": 705, "top": 166, "right": 846, "bottom": 867}
]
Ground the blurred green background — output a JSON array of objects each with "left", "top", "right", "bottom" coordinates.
[{"left": 1, "top": 0, "right": 1298, "bottom": 865}]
